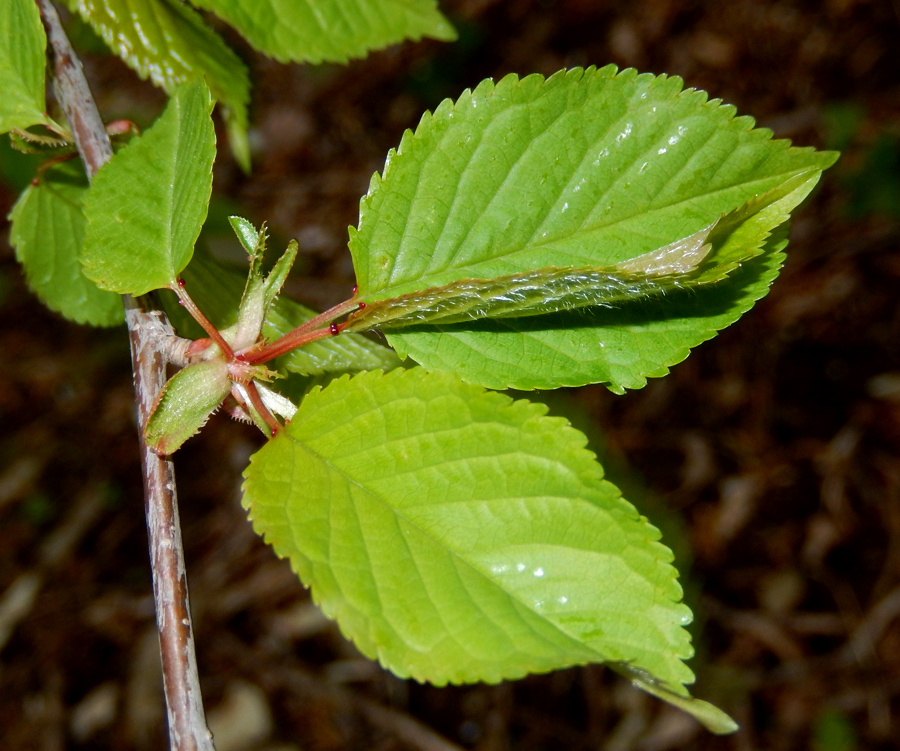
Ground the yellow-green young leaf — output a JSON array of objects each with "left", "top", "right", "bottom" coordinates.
[
  {"left": 0, "top": 0, "right": 54, "bottom": 132},
  {"left": 187, "top": 0, "right": 456, "bottom": 64},
  {"left": 64, "top": 0, "right": 251, "bottom": 170},
  {"left": 224, "top": 218, "right": 299, "bottom": 346},
  {"left": 349, "top": 66, "right": 838, "bottom": 393},
  {"left": 145, "top": 360, "right": 230, "bottom": 454},
  {"left": 243, "top": 369, "right": 705, "bottom": 711},
  {"left": 9, "top": 162, "right": 122, "bottom": 327},
  {"left": 81, "top": 80, "right": 215, "bottom": 295},
  {"left": 228, "top": 216, "right": 261, "bottom": 255}
]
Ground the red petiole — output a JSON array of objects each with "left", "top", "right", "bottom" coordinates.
[
  {"left": 172, "top": 281, "right": 235, "bottom": 360},
  {"left": 236, "top": 380, "right": 282, "bottom": 436},
  {"left": 173, "top": 279, "right": 368, "bottom": 433},
  {"left": 238, "top": 297, "right": 361, "bottom": 366},
  {"left": 238, "top": 326, "right": 336, "bottom": 365}
]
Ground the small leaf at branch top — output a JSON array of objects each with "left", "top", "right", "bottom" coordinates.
[
  {"left": 262, "top": 240, "right": 298, "bottom": 312},
  {"left": 81, "top": 80, "right": 216, "bottom": 295},
  {"left": 0, "top": 0, "right": 55, "bottom": 133},
  {"left": 349, "top": 66, "right": 838, "bottom": 392},
  {"left": 242, "top": 368, "right": 718, "bottom": 723},
  {"left": 227, "top": 217, "right": 299, "bottom": 317},
  {"left": 145, "top": 360, "right": 231, "bottom": 455},
  {"left": 10, "top": 162, "right": 122, "bottom": 327},
  {"left": 229, "top": 216, "right": 261, "bottom": 255},
  {"left": 64, "top": 0, "right": 251, "bottom": 169},
  {"left": 187, "top": 0, "right": 456, "bottom": 64},
  {"left": 223, "top": 219, "right": 299, "bottom": 352}
]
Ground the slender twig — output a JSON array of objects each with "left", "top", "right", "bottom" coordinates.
[
  {"left": 36, "top": 3, "right": 110, "bottom": 168},
  {"left": 125, "top": 302, "right": 215, "bottom": 751},
  {"left": 36, "top": 2, "right": 214, "bottom": 749}
]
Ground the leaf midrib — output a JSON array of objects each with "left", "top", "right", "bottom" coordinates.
[{"left": 365, "top": 165, "right": 809, "bottom": 304}]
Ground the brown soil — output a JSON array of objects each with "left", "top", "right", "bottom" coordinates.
[{"left": 1, "top": 1, "right": 899, "bottom": 749}]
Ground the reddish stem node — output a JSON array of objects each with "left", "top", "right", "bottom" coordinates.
[{"left": 172, "top": 283, "right": 234, "bottom": 360}]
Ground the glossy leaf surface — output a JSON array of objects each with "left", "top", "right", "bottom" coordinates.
[
  {"left": 345, "top": 170, "right": 815, "bottom": 334},
  {"left": 64, "top": 0, "right": 251, "bottom": 169},
  {"left": 187, "top": 0, "right": 456, "bottom": 64},
  {"left": 349, "top": 66, "right": 838, "bottom": 391},
  {"left": 0, "top": 0, "right": 53, "bottom": 132},
  {"left": 243, "top": 368, "right": 696, "bottom": 700},
  {"left": 81, "top": 80, "right": 215, "bottom": 295},
  {"left": 9, "top": 162, "right": 122, "bottom": 326}
]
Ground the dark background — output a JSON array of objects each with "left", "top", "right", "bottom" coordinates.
[{"left": 1, "top": 1, "right": 899, "bottom": 749}]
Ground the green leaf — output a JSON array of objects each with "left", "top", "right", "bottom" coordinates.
[
  {"left": 9, "top": 162, "right": 122, "bottom": 326},
  {"left": 390, "top": 176, "right": 817, "bottom": 392},
  {"left": 187, "top": 0, "right": 456, "bottom": 64},
  {"left": 171, "top": 248, "right": 403, "bottom": 376},
  {"left": 64, "top": 0, "right": 251, "bottom": 170},
  {"left": 228, "top": 219, "right": 298, "bottom": 328},
  {"left": 389, "top": 240, "right": 783, "bottom": 393},
  {"left": 145, "top": 360, "right": 231, "bottom": 454},
  {"left": 349, "top": 66, "right": 838, "bottom": 391},
  {"left": 0, "top": 0, "right": 54, "bottom": 133},
  {"left": 225, "top": 227, "right": 299, "bottom": 352},
  {"left": 243, "top": 368, "right": 700, "bottom": 702},
  {"left": 81, "top": 80, "right": 216, "bottom": 295},
  {"left": 345, "top": 171, "right": 816, "bottom": 332},
  {"left": 262, "top": 241, "right": 299, "bottom": 313},
  {"left": 0, "top": 132, "right": 46, "bottom": 191},
  {"left": 226, "top": 219, "right": 278, "bottom": 351},
  {"left": 228, "top": 215, "right": 261, "bottom": 255}
]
